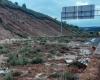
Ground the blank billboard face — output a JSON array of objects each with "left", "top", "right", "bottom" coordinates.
[
  {"left": 61, "top": 5, "right": 95, "bottom": 19},
  {"left": 78, "top": 5, "right": 95, "bottom": 19},
  {"left": 62, "top": 6, "right": 77, "bottom": 19}
]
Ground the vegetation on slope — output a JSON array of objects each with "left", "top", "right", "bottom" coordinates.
[{"left": 0, "top": 0, "right": 80, "bottom": 37}]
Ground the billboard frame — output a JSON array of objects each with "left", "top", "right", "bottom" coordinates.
[
  {"left": 61, "top": 5, "right": 95, "bottom": 20},
  {"left": 60, "top": 4, "right": 100, "bottom": 36}
]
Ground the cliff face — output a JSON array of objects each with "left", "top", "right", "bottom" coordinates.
[{"left": 0, "top": 0, "right": 78, "bottom": 40}]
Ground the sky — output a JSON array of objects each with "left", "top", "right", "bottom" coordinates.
[{"left": 9, "top": 0, "right": 100, "bottom": 27}]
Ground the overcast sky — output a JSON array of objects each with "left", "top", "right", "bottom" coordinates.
[{"left": 9, "top": 0, "right": 100, "bottom": 27}]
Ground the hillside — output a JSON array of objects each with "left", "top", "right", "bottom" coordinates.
[{"left": 0, "top": 0, "right": 79, "bottom": 40}]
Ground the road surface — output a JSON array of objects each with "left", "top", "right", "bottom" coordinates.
[{"left": 94, "top": 42, "right": 100, "bottom": 55}]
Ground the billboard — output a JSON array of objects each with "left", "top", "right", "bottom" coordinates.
[{"left": 61, "top": 5, "right": 95, "bottom": 20}]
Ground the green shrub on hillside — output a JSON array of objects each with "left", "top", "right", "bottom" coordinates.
[
  {"left": 0, "top": 45, "right": 9, "bottom": 54},
  {"left": 31, "top": 57, "right": 44, "bottom": 64},
  {"left": 4, "top": 72, "right": 13, "bottom": 80},
  {"left": 15, "top": 2, "right": 18, "bottom": 6},
  {"left": 22, "top": 3, "right": 26, "bottom": 8},
  {"left": 7, "top": 53, "right": 28, "bottom": 66},
  {"left": 7, "top": 53, "right": 18, "bottom": 66},
  {"left": 49, "top": 72, "right": 78, "bottom": 80}
]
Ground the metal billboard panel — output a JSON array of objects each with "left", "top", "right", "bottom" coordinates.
[
  {"left": 61, "top": 5, "right": 95, "bottom": 20},
  {"left": 61, "top": 6, "right": 77, "bottom": 19},
  {"left": 78, "top": 5, "right": 95, "bottom": 19}
]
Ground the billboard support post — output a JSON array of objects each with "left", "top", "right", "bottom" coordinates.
[{"left": 61, "top": 15, "right": 63, "bottom": 36}]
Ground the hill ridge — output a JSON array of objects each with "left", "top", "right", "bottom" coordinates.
[{"left": 0, "top": 0, "right": 79, "bottom": 40}]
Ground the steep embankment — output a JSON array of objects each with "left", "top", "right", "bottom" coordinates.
[{"left": 0, "top": 0, "right": 79, "bottom": 40}]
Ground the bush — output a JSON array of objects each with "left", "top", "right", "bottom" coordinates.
[
  {"left": 19, "top": 44, "right": 34, "bottom": 58},
  {"left": 22, "top": 3, "right": 26, "bottom": 8},
  {"left": 7, "top": 53, "right": 18, "bottom": 66},
  {"left": 63, "top": 72, "right": 77, "bottom": 80},
  {"left": 49, "top": 50, "right": 56, "bottom": 55},
  {"left": 68, "top": 61, "right": 87, "bottom": 70},
  {"left": 15, "top": 2, "right": 18, "bottom": 6},
  {"left": 49, "top": 72, "right": 60, "bottom": 78},
  {"left": 17, "top": 55, "right": 28, "bottom": 65},
  {"left": 49, "top": 72, "right": 77, "bottom": 80},
  {"left": 31, "top": 57, "right": 44, "bottom": 64},
  {"left": 0, "top": 45, "right": 9, "bottom": 54},
  {"left": 4, "top": 72, "right": 13, "bottom": 80},
  {"left": 8, "top": 53, "right": 28, "bottom": 66},
  {"left": 13, "top": 71, "right": 22, "bottom": 77}
]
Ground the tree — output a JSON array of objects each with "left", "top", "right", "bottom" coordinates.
[
  {"left": 15, "top": 2, "right": 18, "bottom": 6},
  {"left": 22, "top": 3, "right": 26, "bottom": 8}
]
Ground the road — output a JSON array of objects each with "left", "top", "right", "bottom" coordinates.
[
  {"left": 94, "top": 42, "right": 100, "bottom": 55},
  {"left": 84, "top": 38, "right": 100, "bottom": 46}
]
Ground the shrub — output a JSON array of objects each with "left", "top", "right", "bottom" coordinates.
[
  {"left": 49, "top": 72, "right": 60, "bottom": 78},
  {"left": 68, "top": 61, "right": 87, "bottom": 70},
  {"left": 13, "top": 71, "right": 22, "bottom": 77},
  {"left": 8, "top": 53, "right": 28, "bottom": 66},
  {"left": 22, "top": 3, "right": 26, "bottom": 8},
  {"left": 49, "top": 50, "right": 56, "bottom": 55},
  {"left": 7, "top": 53, "right": 18, "bottom": 66},
  {"left": 19, "top": 44, "right": 34, "bottom": 58},
  {"left": 0, "top": 45, "right": 9, "bottom": 54},
  {"left": 31, "top": 57, "right": 44, "bottom": 64},
  {"left": 15, "top": 2, "right": 18, "bottom": 6},
  {"left": 63, "top": 72, "right": 77, "bottom": 80},
  {"left": 17, "top": 55, "right": 28, "bottom": 65},
  {"left": 4, "top": 72, "right": 13, "bottom": 80},
  {"left": 49, "top": 72, "right": 78, "bottom": 80}
]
